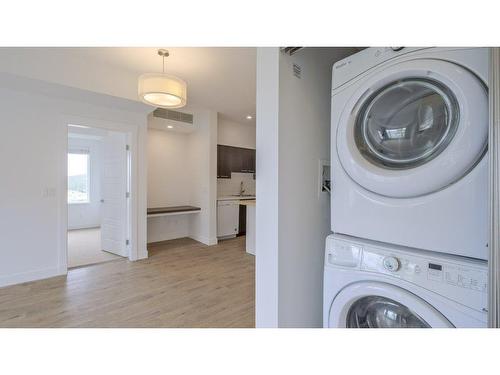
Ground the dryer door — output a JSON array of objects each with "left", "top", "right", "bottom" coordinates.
[
  {"left": 328, "top": 281, "right": 453, "bottom": 328},
  {"left": 336, "top": 58, "right": 487, "bottom": 198}
]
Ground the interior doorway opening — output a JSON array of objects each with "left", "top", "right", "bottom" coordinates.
[{"left": 67, "top": 124, "right": 131, "bottom": 268}]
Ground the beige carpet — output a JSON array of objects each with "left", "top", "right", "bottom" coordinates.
[{"left": 68, "top": 228, "right": 123, "bottom": 268}]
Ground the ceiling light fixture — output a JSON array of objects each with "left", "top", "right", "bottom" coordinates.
[
  {"left": 246, "top": 115, "right": 253, "bottom": 120},
  {"left": 167, "top": 125, "right": 174, "bottom": 129},
  {"left": 138, "top": 49, "right": 187, "bottom": 109}
]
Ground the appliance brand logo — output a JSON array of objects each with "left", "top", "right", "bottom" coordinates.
[{"left": 335, "top": 60, "right": 351, "bottom": 69}]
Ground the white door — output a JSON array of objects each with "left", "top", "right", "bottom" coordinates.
[
  {"left": 336, "top": 58, "right": 488, "bottom": 198},
  {"left": 100, "top": 131, "right": 128, "bottom": 257},
  {"left": 217, "top": 200, "right": 239, "bottom": 237},
  {"left": 328, "top": 281, "right": 453, "bottom": 328}
]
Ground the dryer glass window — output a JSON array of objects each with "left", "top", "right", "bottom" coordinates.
[
  {"left": 355, "top": 78, "right": 459, "bottom": 169},
  {"left": 346, "top": 296, "right": 430, "bottom": 328}
]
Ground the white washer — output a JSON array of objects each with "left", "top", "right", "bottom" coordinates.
[
  {"left": 331, "top": 47, "right": 489, "bottom": 259},
  {"left": 323, "top": 234, "right": 488, "bottom": 328}
]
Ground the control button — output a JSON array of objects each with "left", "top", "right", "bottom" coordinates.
[
  {"left": 383, "top": 256, "right": 400, "bottom": 272},
  {"left": 445, "top": 271, "right": 458, "bottom": 285},
  {"left": 428, "top": 269, "right": 444, "bottom": 282},
  {"left": 414, "top": 265, "right": 421, "bottom": 274},
  {"left": 458, "top": 274, "right": 471, "bottom": 289}
]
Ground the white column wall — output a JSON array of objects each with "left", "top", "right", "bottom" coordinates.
[
  {"left": 255, "top": 48, "right": 280, "bottom": 327},
  {"left": 256, "top": 47, "right": 358, "bottom": 327}
]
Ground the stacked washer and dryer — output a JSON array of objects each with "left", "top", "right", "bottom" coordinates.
[{"left": 324, "top": 47, "right": 489, "bottom": 328}]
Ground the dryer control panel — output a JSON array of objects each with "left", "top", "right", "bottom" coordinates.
[
  {"left": 325, "top": 235, "right": 488, "bottom": 313},
  {"left": 331, "top": 47, "right": 429, "bottom": 90}
]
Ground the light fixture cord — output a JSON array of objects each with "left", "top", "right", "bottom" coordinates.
[{"left": 162, "top": 55, "right": 165, "bottom": 73}]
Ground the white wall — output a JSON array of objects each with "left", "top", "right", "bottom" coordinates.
[
  {"left": 148, "top": 129, "right": 192, "bottom": 207},
  {"left": 217, "top": 117, "right": 256, "bottom": 149},
  {"left": 147, "top": 128, "right": 192, "bottom": 243},
  {"left": 256, "top": 47, "right": 358, "bottom": 327},
  {"left": 0, "top": 73, "right": 149, "bottom": 288},
  {"left": 67, "top": 136, "right": 103, "bottom": 230},
  {"left": 146, "top": 107, "right": 218, "bottom": 246}
]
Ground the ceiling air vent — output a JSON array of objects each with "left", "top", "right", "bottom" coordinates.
[{"left": 153, "top": 108, "right": 193, "bottom": 124}]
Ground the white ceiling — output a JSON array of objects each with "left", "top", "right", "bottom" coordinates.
[{"left": 0, "top": 47, "right": 256, "bottom": 124}]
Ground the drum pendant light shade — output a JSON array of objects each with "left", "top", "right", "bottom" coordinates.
[
  {"left": 138, "top": 49, "right": 187, "bottom": 108},
  {"left": 138, "top": 73, "right": 187, "bottom": 108}
]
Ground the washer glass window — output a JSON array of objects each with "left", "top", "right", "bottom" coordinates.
[
  {"left": 354, "top": 78, "right": 459, "bottom": 169},
  {"left": 346, "top": 296, "right": 430, "bottom": 328}
]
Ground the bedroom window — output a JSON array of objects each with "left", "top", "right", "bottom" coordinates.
[{"left": 68, "top": 151, "right": 90, "bottom": 204}]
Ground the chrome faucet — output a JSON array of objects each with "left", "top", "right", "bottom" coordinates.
[{"left": 239, "top": 181, "right": 246, "bottom": 196}]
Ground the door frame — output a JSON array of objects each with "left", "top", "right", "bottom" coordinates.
[{"left": 59, "top": 115, "right": 138, "bottom": 272}]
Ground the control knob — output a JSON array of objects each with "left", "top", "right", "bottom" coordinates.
[{"left": 383, "top": 256, "right": 400, "bottom": 272}]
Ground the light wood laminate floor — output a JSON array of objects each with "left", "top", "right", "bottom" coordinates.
[{"left": 0, "top": 236, "right": 255, "bottom": 328}]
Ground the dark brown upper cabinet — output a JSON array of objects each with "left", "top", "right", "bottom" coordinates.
[{"left": 217, "top": 145, "right": 256, "bottom": 178}]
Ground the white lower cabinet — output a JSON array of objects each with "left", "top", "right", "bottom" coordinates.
[{"left": 217, "top": 200, "right": 239, "bottom": 238}]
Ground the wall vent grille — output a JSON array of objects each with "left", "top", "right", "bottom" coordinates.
[
  {"left": 153, "top": 108, "right": 193, "bottom": 124},
  {"left": 281, "top": 47, "right": 303, "bottom": 55},
  {"left": 293, "top": 64, "right": 302, "bottom": 79}
]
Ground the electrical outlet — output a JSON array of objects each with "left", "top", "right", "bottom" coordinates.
[
  {"left": 318, "top": 159, "right": 331, "bottom": 196},
  {"left": 42, "top": 187, "right": 56, "bottom": 198}
]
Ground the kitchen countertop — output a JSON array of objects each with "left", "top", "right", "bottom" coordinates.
[
  {"left": 217, "top": 195, "right": 256, "bottom": 201},
  {"left": 238, "top": 199, "right": 256, "bottom": 207}
]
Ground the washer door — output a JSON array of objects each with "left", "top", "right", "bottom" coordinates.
[
  {"left": 328, "top": 281, "right": 453, "bottom": 328},
  {"left": 336, "top": 59, "right": 487, "bottom": 198}
]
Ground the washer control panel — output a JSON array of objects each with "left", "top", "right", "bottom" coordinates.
[
  {"left": 326, "top": 235, "right": 488, "bottom": 313},
  {"left": 382, "top": 256, "right": 400, "bottom": 272}
]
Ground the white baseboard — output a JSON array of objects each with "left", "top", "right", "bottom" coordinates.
[
  {"left": 217, "top": 234, "right": 236, "bottom": 241},
  {"left": 189, "top": 234, "right": 218, "bottom": 246},
  {"left": 147, "top": 231, "right": 190, "bottom": 243},
  {"left": 68, "top": 224, "right": 100, "bottom": 231},
  {"left": 144, "top": 234, "right": 217, "bottom": 248},
  {"left": 0, "top": 267, "right": 66, "bottom": 288},
  {"left": 136, "top": 248, "right": 149, "bottom": 260}
]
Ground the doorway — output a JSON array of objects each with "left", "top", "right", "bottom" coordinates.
[{"left": 67, "top": 124, "right": 131, "bottom": 268}]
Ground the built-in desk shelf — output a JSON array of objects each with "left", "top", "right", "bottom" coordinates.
[{"left": 147, "top": 206, "right": 201, "bottom": 218}]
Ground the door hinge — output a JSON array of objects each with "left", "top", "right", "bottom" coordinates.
[
  {"left": 126, "top": 144, "right": 130, "bottom": 151},
  {"left": 126, "top": 239, "right": 130, "bottom": 246},
  {"left": 126, "top": 192, "right": 130, "bottom": 198}
]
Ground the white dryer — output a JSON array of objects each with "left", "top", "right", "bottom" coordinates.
[
  {"left": 323, "top": 234, "right": 488, "bottom": 328},
  {"left": 330, "top": 47, "right": 489, "bottom": 260}
]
